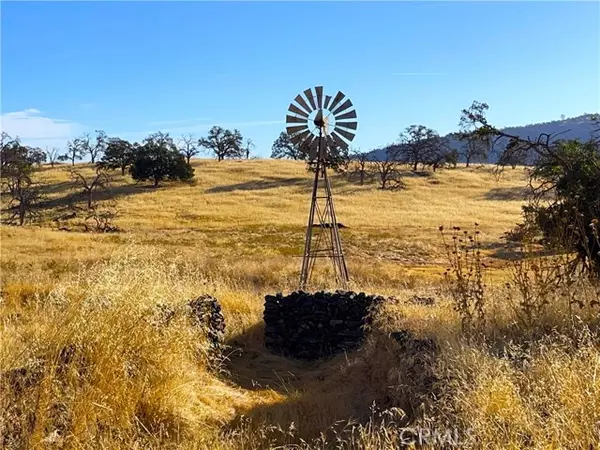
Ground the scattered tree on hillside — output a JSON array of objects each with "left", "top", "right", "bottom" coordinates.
[
  {"left": 89, "top": 130, "right": 108, "bottom": 164},
  {"left": 46, "top": 147, "right": 61, "bottom": 167},
  {"left": 497, "top": 148, "right": 528, "bottom": 169},
  {"left": 243, "top": 138, "right": 255, "bottom": 159},
  {"left": 130, "top": 132, "right": 194, "bottom": 186},
  {"left": 69, "top": 167, "right": 112, "bottom": 210},
  {"left": 199, "top": 126, "right": 244, "bottom": 161},
  {"left": 145, "top": 131, "right": 175, "bottom": 148},
  {"left": 1, "top": 133, "right": 46, "bottom": 171},
  {"left": 98, "top": 138, "right": 137, "bottom": 175},
  {"left": 456, "top": 109, "right": 492, "bottom": 167},
  {"left": 61, "top": 131, "right": 107, "bottom": 165},
  {"left": 271, "top": 131, "right": 307, "bottom": 160},
  {"left": 59, "top": 140, "right": 85, "bottom": 166},
  {"left": 373, "top": 147, "right": 405, "bottom": 190},
  {"left": 0, "top": 132, "right": 19, "bottom": 173},
  {"left": 1, "top": 141, "right": 46, "bottom": 225},
  {"left": 396, "top": 125, "right": 446, "bottom": 171},
  {"left": 2, "top": 171, "right": 45, "bottom": 226},
  {"left": 178, "top": 134, "right": 200, "bottom": 164},
  {"left": 423, "top": 137, "right": 458, "bottom": 172},
  {"left": 348, "top": 149, "right": 374, "bottom": 185}
]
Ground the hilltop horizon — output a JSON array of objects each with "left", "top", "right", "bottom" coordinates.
[
  {"left": 4, "top": 110, "right": 597, "bottom": 162},
  {"left": 367, "top": 112, "right": 598, "bottom": 162}
]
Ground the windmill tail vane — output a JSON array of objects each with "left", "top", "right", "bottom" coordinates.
[{"left": 285, "top": 86, "right": 357, "bottom": 290}]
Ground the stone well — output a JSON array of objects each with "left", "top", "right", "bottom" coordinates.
[{"left": 263, "top": 290, "right": 385, "bottom": 360}]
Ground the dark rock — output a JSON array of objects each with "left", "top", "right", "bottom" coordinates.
[{"left": 187, "top": 295, "right": 226, "bottom": 367}]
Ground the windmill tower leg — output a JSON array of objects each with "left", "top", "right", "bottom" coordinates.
[
  {"left": 323, "top": 166, "right": 349, "bottom": 287},
  {"left": 300, "top": 158, "right": 321, "bottom": 289}
]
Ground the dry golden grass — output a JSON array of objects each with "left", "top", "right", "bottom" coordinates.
[
  {"left": 2, "top": 159, "right": 528, "bottom": 286},
  {"left": 1, "top": 160, "right": 599, "bottom": 449}
]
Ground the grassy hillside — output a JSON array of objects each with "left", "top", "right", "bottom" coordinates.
[
  {"left": 2, "top": 159, "right": 528, "bottom": 286},
  {"left": 2, "top": 160, "right": 599, "bottom": 449}
]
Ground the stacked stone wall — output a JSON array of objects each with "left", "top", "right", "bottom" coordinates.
[{"left": 264, "top": 291, "right": 384, "bottom": 360}]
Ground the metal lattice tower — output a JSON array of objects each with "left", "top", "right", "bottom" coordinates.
[{"left": 285, "top": 86, "right": 358, "bottom": 289}]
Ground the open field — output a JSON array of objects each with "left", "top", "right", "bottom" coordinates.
[
  {"left": 2, "top": 160, "right": 599, "bottom": 449},
  {"left": 1, "top": 159, "right": 529, "bottom": 287}
]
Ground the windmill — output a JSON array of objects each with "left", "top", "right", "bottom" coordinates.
[{"left": 285, "top": 86, "right": 358, "bottom": 289}]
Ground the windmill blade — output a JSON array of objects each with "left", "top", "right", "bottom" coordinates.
[
  {"left": 286, "top": 114, "right": 307, "bottom": 124},
  {"left": 289, "top": 128, "right": 311, "bottom": 145},
  {"left": 315, "top": 86, "right": 324, "bottom": 109},
  {"left": 288, "top": 103, "right": 309, "bottom": 118},
  {"left": 324, "top": 95, "right": 332, "bottom": 110},
  {"left": 303, "top": 88, "right": 317, "bottom": 112},
  {"left": 334, "top": 109, "right": 357, "bottom": 121},
  {"left": 331, "top": 99, "right": 353, "bottom": 116},
  {"left": 328, "top": 91, "right": 346, "bottom": 113},
  {"left": 287, "top": 124, "right": 309, "bottom": 135},
  {"left": 294, "top": 95, "right": 312, "bottom": 115},
  {"left": 333, "top": 127, "right": 355, "bottom": 143},
  {"left": 331, "top": 131, "right": 350, "bottom": 149},
  {"left": 335, "top": 121, "right": 357, "bottom": 131},
  {"left": 304, "top": 88, "right": 317, "bottom": 110}
]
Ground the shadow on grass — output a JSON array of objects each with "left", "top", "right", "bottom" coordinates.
[
  {"left": 222, "top": 318, "right": 441, "bottom": 444},
  {"left": 38, "top": 181, "right": 75, "bottom": 196},
  {"left": 481, "top": 240, "right": 558, "bottom": 261},
  {"left": 484, "top": 186, "right": 530, "bottom": 201},
  {"left": 38, "top": 183, "right": 150, "bottom": 210},
  {"left": 205, "top": 176, "right": 309, "bottom": 194}
]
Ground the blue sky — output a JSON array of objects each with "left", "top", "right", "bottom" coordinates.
[{"left": 2, "top": 1, "right": 599, "bottom": 157}]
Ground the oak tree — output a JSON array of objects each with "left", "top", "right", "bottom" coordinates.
[{"left": 199, "top": 126, "right": 244, "bottom": 161}]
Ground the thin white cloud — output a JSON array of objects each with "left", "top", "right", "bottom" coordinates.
[{"left": 0, "top": 108, "right": 86, "bottom": 149}]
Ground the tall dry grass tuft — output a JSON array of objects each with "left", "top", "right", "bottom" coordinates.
[
  {"left": 431, "top": 329, "right": 600, "bottom": 449},
  {"left": 0, "top": 248, "right": 255, "bottom": 448}
]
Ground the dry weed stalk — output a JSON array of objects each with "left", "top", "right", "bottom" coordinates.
[{"left": 440, "top": 224, "right": 487, "bottom": 333}]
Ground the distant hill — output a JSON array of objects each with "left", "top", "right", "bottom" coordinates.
[{"left": 368, "top": 114, "right": 598, "bottom": 163}]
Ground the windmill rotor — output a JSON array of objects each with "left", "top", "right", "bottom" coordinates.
[{"left": 286, "top": 86, "right": 358, "bottom": 155}]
